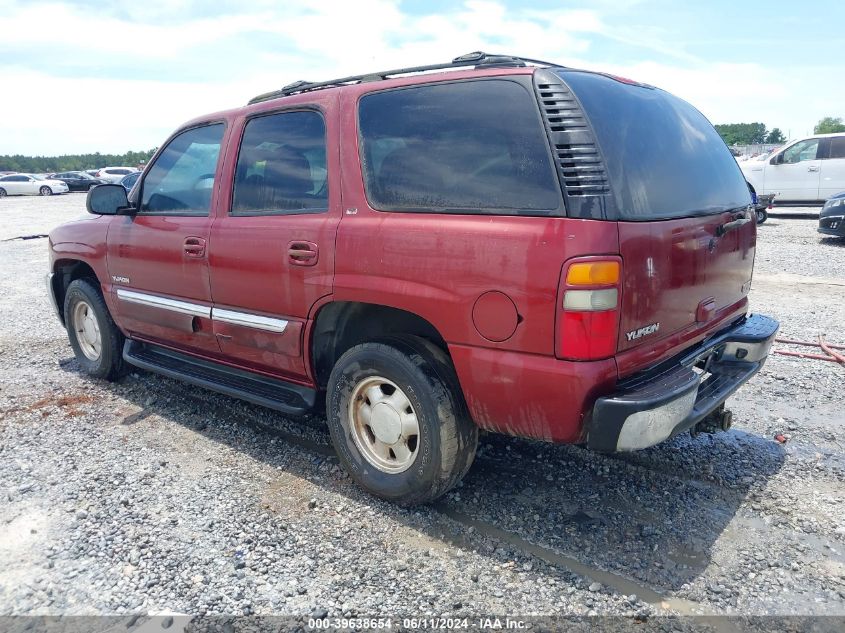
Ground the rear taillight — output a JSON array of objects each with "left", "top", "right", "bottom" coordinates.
[{"left": 556, "top": 258, "right": 622, "bottom": 361}]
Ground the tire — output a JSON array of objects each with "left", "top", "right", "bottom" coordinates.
[
  {"left": 756, "top": 208, "right": 768, "bottom": 224},
  {"left": 0, "top": 188, "right": 6, "bottom": 198},
  {"left": 63, "top": 278, "right": 126, "bottom": 381},
  {"left": 327, "top": 336, "right": 478, "bottom": 505},
  {"left": 39, "top": 186, "right": 52, "bottom": 196}
]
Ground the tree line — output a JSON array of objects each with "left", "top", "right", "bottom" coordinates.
[
  {"left": 0, "top": 149, "right": 157, "bottom": 174},
  {"left": 715, "top": 117, "right": 845, "bottom": 146},
  {"left": 714, "top": 123, "right": 785, "bottom": 146}
]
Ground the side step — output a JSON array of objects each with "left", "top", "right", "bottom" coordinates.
[{"left": 123, "top": 340, "right": 316, "bottom": 415}]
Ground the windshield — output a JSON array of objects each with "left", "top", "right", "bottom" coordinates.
[{"left": 557, "top": 70, "right": 751, "bottom": 220}]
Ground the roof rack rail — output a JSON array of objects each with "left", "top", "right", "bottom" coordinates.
[{"left": 247, "top": 52, "right": 563, "bottom": 105}]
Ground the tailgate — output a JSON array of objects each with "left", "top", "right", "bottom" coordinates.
[{"left": 617, "top": 212, "right": 755, "bottom": 353}]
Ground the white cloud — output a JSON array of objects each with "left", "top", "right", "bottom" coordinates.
[{"left": 0, "top": 0, "right": 839, "bottom": 154}]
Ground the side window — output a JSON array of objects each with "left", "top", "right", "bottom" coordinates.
[
  {"left": 231, "top": 110, "right": 327, "bottom": 216},
  {"left": 827, "top": 137, "right": 845, "bottom": 160},
  {"left": 140, "top": 123, "right": 225, "bottom": 215},
  {"left": 782, "top": 139, "right": 820, "bottom": 164},
  {"left": 358, "top": 80, "right": 561, "bottom": 215}
]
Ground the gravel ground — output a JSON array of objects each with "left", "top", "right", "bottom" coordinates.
[{"left": 1, "top": 194, "right": 844, "bottom": 620}]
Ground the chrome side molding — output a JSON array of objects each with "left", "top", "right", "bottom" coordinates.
[
  {"left": 115, "top": 288, "right": 288, "bottom": 333},
  {"left": 116, "top": 288, "right": 211, "bottom": 318},
  {"left": 212, "top": 308, "right": 288, "bottom": 333}
]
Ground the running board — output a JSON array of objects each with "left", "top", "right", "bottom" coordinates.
[{"left": 123, "top": 340, "right": 316, "bottom": 415}]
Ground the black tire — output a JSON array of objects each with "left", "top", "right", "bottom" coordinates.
[
  {"left": 39, "top": 186, "right": 52, "bottom": 196},
  {"left": 63, "top": 278, "right": 126, "bottom": 381},
  {"left": 0, "top": 188, "right": 6, "bottom": 198},
  {"left": 327, "top": 336, "right": 478, "bottom": 505},
  {"left": 756, "top": 208, "right": 768, "bottom": 224}
]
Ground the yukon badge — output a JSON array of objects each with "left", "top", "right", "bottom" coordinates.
[
  {"left": 112, "top": 275, "right": 130, "bottom": 284},
  {"left": 626, "top": 322, "right": 660, "bottom": 342}
]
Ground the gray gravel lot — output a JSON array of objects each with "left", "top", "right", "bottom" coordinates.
[{"left": 1, "top": 194, "right": 844, "bottom": 619}]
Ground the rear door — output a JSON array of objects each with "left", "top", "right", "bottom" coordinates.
[
  {"left": 764, "top": 138, "right": 822, "bottom": 200},
  {"left": 107, "top": 122, "right": 226, "bottom": 355},
  {"left": 555, "top": 70, "right": 757, "bottom": 374},
  {"left": 207, "top": 94, "right": 340, "bottom": 381},
  {"left": 819, "top": 136, "right": 845, "bottom": 200}
]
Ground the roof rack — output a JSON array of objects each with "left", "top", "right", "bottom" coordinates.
[{"left": 247, "top": 52, "right": 563, "bottom": 105}]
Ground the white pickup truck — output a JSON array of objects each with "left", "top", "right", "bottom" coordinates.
[{"left": 741, "top": 133, "right": 845, "bottom": 204}]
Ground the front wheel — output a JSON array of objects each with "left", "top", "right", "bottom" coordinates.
[
  {"left": 0, "top": 188, "right": 6, "bottom": 198},
  {"left": 327, "top": 336, "right": 478, "bottom": 505},
  {"left": 756, "top": 208, "right": 768, "bottom": 224},
  {"left": 63, "top": 279, "right": 126, "bottom": 381},
  {"left": 39, "top": 186, "right": 52, "bottom": 196}
]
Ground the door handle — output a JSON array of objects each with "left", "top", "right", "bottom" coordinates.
[
  {"left": 183, "top": 236, "right": 206, "bottom": 258},
  {"left": 288, "top": 241, "right": 318, "bottom": 266},
  {"left": 807, "top": 166, "right": 820, "bottom": 172}
]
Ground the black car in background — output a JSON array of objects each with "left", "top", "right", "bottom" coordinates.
[
  {"left": 49, "top": 171, "right": 105, "bottom": 192},
  {"left": 819, "top": 192, "right": 845, "bottom": 237}
]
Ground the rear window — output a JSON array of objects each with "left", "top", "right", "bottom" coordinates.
[
  {"left": 557, "top": 70, "right": 751, "bottom": 220},
  {"left": 358, "top": 79, "right": 562, "bottom": 215}
]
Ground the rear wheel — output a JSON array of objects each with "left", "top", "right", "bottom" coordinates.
[
  {"left": 756, "top": 208, "right": 768, "bottom": 224},
  {"left": 64, "top": 279, "right": 126, "bottom": 381},
  {"left": 327, "top": 336, "right": 478, "bottom": 505},
  {"left": 0, "top": 188, "right": 6, "bottom": 198},
  {"left": 39, "top": 186, "right": 52, "bottom": 196}
]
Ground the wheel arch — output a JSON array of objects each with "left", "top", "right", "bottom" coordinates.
[
  {"left": 52, "top": 259, "right": 100, "bottom": 326},
  {"left": 309, "top": 301, "right": 450, "bottom": 389}
]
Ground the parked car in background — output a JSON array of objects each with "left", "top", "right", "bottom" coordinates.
[
  {"left": 0, "top": 173, "right": 69, "bottom": 197},
  {"left": 119, "top": 171, "right": 141, "bottom": 192},
  {"left": 85, "top": 170, "right": 100, "bottom": 177},
  {"left": 48, "top": 52, "right": 778, "bottom": 505},
  {"left": 95, "top": 167, "right": 138, "bottom": 183},
  {"left": 818, "top": 191, "right": 845, "bottom": 238},
  {"left": 741, "top": 133, "right": 845, "bottom": 203},
  {"left": 49, "top": 171, "right": 106, "bottom": 192}
]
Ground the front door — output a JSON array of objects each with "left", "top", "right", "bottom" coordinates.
[
  {"left": 107, "top": 122, "right": 227, "bottom": 355},
  {"left": 766, "top": 138, "right": 822, "bottom": 201},
  {"left": 208, "top": 99, "right": 340, "bottom": 382}
]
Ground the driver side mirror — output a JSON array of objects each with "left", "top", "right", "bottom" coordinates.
[{"left": 86, "top": 184, "right": 134, "bottom": 215}]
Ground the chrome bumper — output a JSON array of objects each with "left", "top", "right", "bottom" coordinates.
[{"left": 588, "top": 314, "right": 779, "bottom": 452}]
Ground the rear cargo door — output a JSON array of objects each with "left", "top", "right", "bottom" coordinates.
[{"left": 554, "top": 70, "right": 756, "bottom": 355}]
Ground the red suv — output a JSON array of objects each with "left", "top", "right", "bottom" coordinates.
[{"left": 47, "top": 53, "right": 778, "bottom": 505}]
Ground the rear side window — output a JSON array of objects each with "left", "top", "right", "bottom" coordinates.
[
  {"left": 232, "top": 110, "right": 327, "bottom": 215},
  {"left": 827, "top": 136, "right": 845, "bottom": 160},
  {"left": 558, "top": 70, "right": 751, "bottom": 220},
  {"left": 358, "top": 80, "right": 562, "bottom": 215}
]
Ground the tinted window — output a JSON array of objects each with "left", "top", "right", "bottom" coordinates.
[
  {"left": 232, "top": 110, "right": 327, "bottom": 215},
  {"left": 782, "top": 139, "right": 820, "bottom": 163},
  {"left": 558, "top": 70, "right": 751, "bottom": 220},
  {"left": 359, "top": 80, "right": 561, "bottom": 215},
  {"left": 140, "top": 123, "right": 224, "bottom": 215},
  {"left": 827, "top": 137, "right": 845, "bottom": 160}
]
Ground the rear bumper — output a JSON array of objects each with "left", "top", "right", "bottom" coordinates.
[{"left": 588, "top": 314, "right": 779, "bottom": 452}]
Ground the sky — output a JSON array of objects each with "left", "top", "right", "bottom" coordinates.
[{"left": 1, "top": 0, "right": 843, "bottom": 156}]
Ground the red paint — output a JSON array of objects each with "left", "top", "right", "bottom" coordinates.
[
  {"left": 472, "top": 291, "right": 519, "bottom": 342},
  {"left": 48, "top": 64, "right": 763, "bottom": 445}
]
